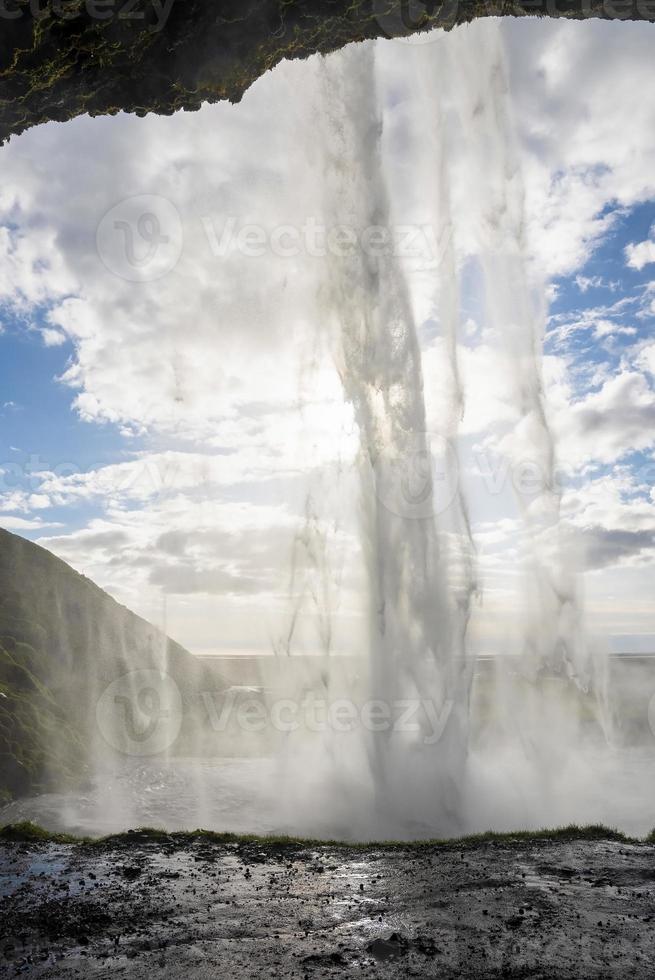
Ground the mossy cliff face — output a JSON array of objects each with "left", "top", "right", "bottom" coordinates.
[{"left": 1, "top": 0, "right": 653, "bottom": 144}]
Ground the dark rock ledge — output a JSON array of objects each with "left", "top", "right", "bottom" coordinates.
[{"left": 1, "top": 0, "right": 654, "bottom": 144}]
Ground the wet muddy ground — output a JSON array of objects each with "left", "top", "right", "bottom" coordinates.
[{"left": 1, "top": 834, "right": 654, "bottom": 978}]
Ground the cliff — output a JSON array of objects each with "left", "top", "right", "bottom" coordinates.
[
  {"left": 0, "top": 0, "right": 651, "bottom": 144},
  {"left": 0, "top": 527, "right": 207, "bottom": 801}
]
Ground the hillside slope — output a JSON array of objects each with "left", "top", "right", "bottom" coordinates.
[{"left": 0, "top": 528, "right": 210, "bottom": 802}]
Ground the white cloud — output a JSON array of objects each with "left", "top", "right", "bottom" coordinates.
[
  {"left": 637, "top": 343, "right": 655, "bottom": 377},
  {"left": 625, "top": 237, "right": 655, "bottom": 271},
  {"left": 547, "top": 296, "right": 638, "bottom": 348},
  {"left": 0, "top": 19, "right": 654, "bottom": 653},
  {"left": 1, "top": 516, "right": 62, "bottom": 531},
  {"left": 2, "top": 20, "right": 654, "bottom": 442},
  {"left": 503, "top": 20, "right": 655, "bottom": 277},
  {"left": 0, "top": 223, "right": 77, "bottom": 312},
  {"left": 575, "top": 275, "right": 617, "bottom": 293},
  {"left": 555, "top": 370, "right": 655, "bottom": 467},
  {"left": 37, "top": 495, "right": 364, "bottom": 657},
  {"left": 592, "top": 319, "right": 636, "bottom": 339},
  {"left": 40, "top": 327, "right": 67, "bottom": 347}
]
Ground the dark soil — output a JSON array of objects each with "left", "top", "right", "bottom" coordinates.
[{"left": 1, "top": 830, "right": 654, "bottom": 977}]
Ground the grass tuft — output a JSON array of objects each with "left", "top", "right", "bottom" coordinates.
[
  {"left": 0, "top": 820, "right": 84, "bottom": 844},
  {"left": 0, "top": 821, "right": 644, "bottom": 849}
]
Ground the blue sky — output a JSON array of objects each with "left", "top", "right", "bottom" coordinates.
[
  {"left": 0, "top": 17, "right": 653, "bottom": 656},
  {"left": 0, "top": 330, "right": 120, "bottom": 471},
  {"left": 0, "top": 322, "right": 142, "bottom": 536}
]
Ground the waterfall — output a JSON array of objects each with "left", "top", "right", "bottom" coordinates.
[
  {"left": 275, "top": 22, "right": 606, "bottom": 836},
  {"left": 446, "top": 27, "right": 593, "bottom": 690},
  {"left": 315, "top": 41, "right": 474, "bottom": 834},
  {"left": 5, "top": 20, "right": 647, "bottom": 844}
]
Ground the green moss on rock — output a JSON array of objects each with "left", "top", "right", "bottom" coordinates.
[{"left": 1, "top": 0, "right": 653, "bottom": 145}]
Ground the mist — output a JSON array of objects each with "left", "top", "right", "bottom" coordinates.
[{"left": 1, "top": 19, "right": 654, "bottom": 846}]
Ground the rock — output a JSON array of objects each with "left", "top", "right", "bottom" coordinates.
[
  {"left": 1, "top": 1, "right": 654, "bottom": 145},
  {"left": 366, "top": 931, "right": 409, "bottom": 961}
]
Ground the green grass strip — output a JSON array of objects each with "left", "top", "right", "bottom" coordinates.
[{"left": 0, "top": 820, "right": 648, "bottom": 849}]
